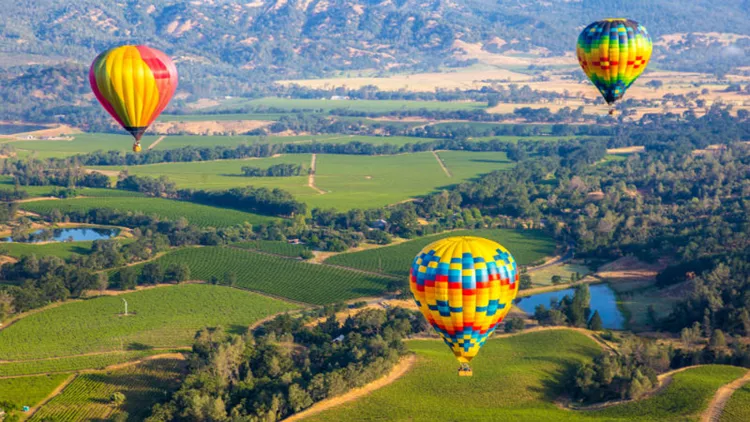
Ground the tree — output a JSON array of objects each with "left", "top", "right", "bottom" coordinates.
[
  {"left": 0, "top": 291, "right": 15, "bottom": 323},
  {"left": 504, "top": 317, "right": 526, "bottom": 333},
  {"left": 551, "top": 275, "right": 562, "bottom": 285},
  {"left": 588, "top": 310, "right": 603, "bottom": 331},
  {"left": 288, "top": 384, "right": 313, "bottom": 413},
  {"left": 96, "top": 272, "right": 109, "bottom": 295},
  {"left": 110, "top": 391, "right": 126, "bottom": 405},
  {"left": 223, "top": 271, "right": 237, "bottom": 287},
  {"left": 647, "top": 305, "right": 658, "bottom": 327},
  {"left": 519, "top": 274, "right": 532, "bottom": 290},
  {"left": 166, "top": 263, "right": 190, "bottom": 283},
  {"left": 140, "top": 262, "right": 164, "bottom": 285},
  {"left": 117, "top": 267, "right": 138, "bottom": 290},
  {"left": 703, "top": 310, "right": 712, "bottom": 338},
  {"left": 645, "top": 80, "right": 664, "bottom": 91},
  {"left": 710, "top": 329, "right": 727, "bottom": 349},
  {"left": 740, "top": 309, "right": 750, "bottom": 336}
]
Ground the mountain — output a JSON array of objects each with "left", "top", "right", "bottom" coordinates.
[{"left": 3, "top": 0, "right": 750, "bottom": 79}]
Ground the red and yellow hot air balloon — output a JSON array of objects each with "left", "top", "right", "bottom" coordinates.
[
  {"left": 410, "top": 236, "right": 519, "bottom": 376},
  {"left": 89, "top": 45, "right": 178, "bottom": 152}
]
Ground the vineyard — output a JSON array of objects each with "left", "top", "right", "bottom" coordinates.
[
  {"left": 0, "top": 284, "right": 296, "bottom": 360},
  {"left": 0, "top": 373, "right": 70, "bottom": 409},
  {"left": 325, "top": 229, "right": 556, "bottom": 277},
  {"left": 19, "top": 196, "right": 278, "bottom": 228},
  {"left": 119, "top": 246, "right": 391, "bottom": 304},
  {"left": 721, "top": 383, "right": 750, "bottom": 422},
  {"left": 0, "top": 349, "right": 181, "bottom": 377},
  {"left": 29, "top": 358, "right": 185, "bottom": 422},
  {"left": 231, "top": 240, "right": 311, "bottom": 258}
]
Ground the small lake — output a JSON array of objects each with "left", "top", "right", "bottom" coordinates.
[
  {"left": 514, "top": 283, "right": 625, "bottom": 329},
  {"left": 2, "top": 227, "right": 120, "bottom": 243},
  {"left": 0, "top": 124, "right": 48, "bottom": 135}
]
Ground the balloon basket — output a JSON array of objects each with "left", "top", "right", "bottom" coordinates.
[{"left": 458, "top": 364, "right": 473, "bottom": 377}]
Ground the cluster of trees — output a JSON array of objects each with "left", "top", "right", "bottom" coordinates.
[
  {"left": 147, "top": 307, "right": 428, "bottom": 421},
  {"left": 179, "top": 187, "right": 307, "bottom": 217},
  {"left": 114, "top": 262, "right": 191, "bottom": 290},
  {"left": 241, "top": 164, "right": 304, "bottom": 177},
  {"left": 533, "top": 285, "right": 603, "bottom": 331},
  {"left": 4, "top": 160, "right": 110, "bottom": 188}
]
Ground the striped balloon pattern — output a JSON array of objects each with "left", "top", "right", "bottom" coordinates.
[
  {"left": 89, "top": 45, "right": 178, "bottom": 141},
  {"left": 410, "top": 236, "right": 519, "bottom": 364},
  {"left": 577, "top": 19, "right": 652, "bottom": 105}
]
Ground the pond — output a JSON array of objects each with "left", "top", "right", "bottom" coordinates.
[
  {"left": 2, "top": 227, "right": 120, "bottom": 243},
  {"left": 514, "top": 283, "right": 625, "bottom": 330}
]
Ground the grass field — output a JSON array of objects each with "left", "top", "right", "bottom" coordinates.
[
  {"left": 0, "top": 284, "right": 297, "bottom": 360},
  {"left": 529, "top": 262, "right": 592, "bottom": 287},
  {"left": 721, "top": 382, "right": 750, "bottom": 422},
  {"left": 308, "top": 331, "right": 745, "bottom": 422},
  {"left": 306, "top": 330, "right": 600, "bottom": 422},
  {"left": 29, "top": 358, "right": 184, "bottom": 422},
  {"left": 201, "top": 97, "right": 487, "bottom": 113},
  {"left": 118, "top": 246, "right": 391, "bottom": 304},
  {"left": 231, "top": 240, "right": 310, "bottom": 258},
  {"left": 89, "top": 151, "right": 511, "bottom": 210},
  {"left": 4, "top": 133, "right": 160, "bottom": 157},
  {"left": 0, "top": 350, "right": 181, "bottom": 377},
  {"left": 325, "top": 229, "right": 556, "bottom": 277},
  {"left": 19, "top": 197, "right": 278, "bottom": 228},
  {"left": 0, "top": 241, "right": 96, "bottom": 259},
  {"left": 90, "top": 154, "right": 312, "bottom": 194},
  {"left": 0, "top": 373, "right": 70, "bottom": 409}
]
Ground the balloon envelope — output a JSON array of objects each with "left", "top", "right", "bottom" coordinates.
[
  {"left": 577, "top": 19, "right": 652, "bottom": 105},
  {"left": 89, "top": 45, "right": 178, "bottom": 141},
  {"left": 410, "top": 236, "right": 519, "bottom": 364}
]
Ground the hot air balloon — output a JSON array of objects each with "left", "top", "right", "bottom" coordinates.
[
  {"left": 577, "top": 19, "right": 652, "bottom": 115},
  {"left": 410, "top": 236, "right": 519, "bottom": 376},
  {"left": 89, "top": 45, "right": 178, "bottom": 152}
]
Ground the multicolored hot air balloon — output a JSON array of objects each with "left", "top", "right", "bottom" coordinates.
[
  {"left": 577, "top": 19, "right": 652, "bottom": 114},
  {"left": 410, "top": 236, "right": 519, "bottom": 376},
  {"left": 89, "top": 45, "right": 178, "bottom": 152}
]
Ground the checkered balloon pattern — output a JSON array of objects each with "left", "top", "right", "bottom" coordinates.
[
  {"left": 577, "top": 19, "right": 652, "bottom": 105},
  {"left": 410, "top": 236, "right": 519, "bottom": 364}
]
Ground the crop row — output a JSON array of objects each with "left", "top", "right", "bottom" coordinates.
[
  {"left": 0, "top": 350, "right": 173, "bottom": 377},
  {"left": 325, "top": 228, "right": 556, "bottom": 277},
  {"left": 231, "top": 240, "right": 310, "bottom": 257}
]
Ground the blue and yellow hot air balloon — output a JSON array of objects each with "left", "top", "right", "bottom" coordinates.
[
  {"left": 410, "top": 236, "right": 519, "bottom": 376},
  {"left": 577, "top": 19, "right": 652, "bottom": 114},
  {"left": 89, "top": 45, "right": 178, "bottom": 152}
]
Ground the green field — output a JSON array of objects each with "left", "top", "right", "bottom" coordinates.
[
  {"left": 201, "top": 97, "right": 487, "bottom": 113},
  {"left": 144, "top": 134, "right": 438, "bottom": 150},
  {"left": 88, "top": 151, "right": 511, "bottom": 210},
  {"left": 90, "top": 154, "right": 312, "bottom": 193},
  {"left": 0, "top": 373, "right": 70, "bottom": 409},
  {"left": 325, "top": 229, "right": 556, "bottom": 277},
  {"left": 19, "top": 197, "right": 278, "bottom": 228},
  {"left": 29, "top": 358, "right": 184, "bottom": 422},
  {"left": 721, "top": 382, "right": 750, "bottom": 422},
  {"left": 0, "top": 350, "right": 181, "bottom": 377},
  {"left": 309, "top": 331, "right": 746, "bottom": 422},
  {"left": 4, "top": 133, "right": 160, "bottom": 157},
  {"left": 0, "top": 241, "right": 96, "bottom": 259},
  {"left": 118, "top": 246, "right": 391, "bottom": 304},
  {"left": 529, "top": 262, "right": 592, "bottom": 287},
  {"left": 0, "top": 284, "right": 296, "bottom": 360},
  {"left": 231, "top": 240, "right": 310, "bottom": 258},
  {"left": 0, "top": 177, "right": 145, "bottom": 198},
  {"left": 159, "top": 112, "right": 287, "bottom": 121}
]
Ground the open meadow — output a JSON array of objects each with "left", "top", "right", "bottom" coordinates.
[
  {"left": 29, "top": 358, "right": 185, "bottom": 422},
  {"left": 231, "top": 240, "right": 311, "bottom": 258},
  {"left": 306, "top": 330, "right": 746, "bottom": 422},
  {"left": 118, "top": 246, "right": 392, "bottom": 305},
  {"left": 325, "top": 229, "right": 556, "bottom": 277},
  {"left": 0, "top": 284, "right": 297, "bottom": 360},
  {"left": 19, "top": 197, "right": 278, "bottom": 228},
  {"left": 3, "top": 133, "right": 160, "bottom": 157},
  {"left": 197, "top": 97, "right": 487, "bottom": 113}
]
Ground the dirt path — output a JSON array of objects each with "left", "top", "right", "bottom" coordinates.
[
  {"left": 284, "top": 354, "right": 417, "bottom": 421},
  {"left": 308, "top": 154, "right": 326, "bottom": 194},
  {"left": 24, "top": 373, "right": 77, "bottom": 419},
  {"left": 702, "top": 369, "right": 750, "bottom": 422},
  {"left": 147, "top": 135, "right": 166, "bottom": 150},
  {"left": 432, "top": 150, "right": 452, "bottom": 177}
]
